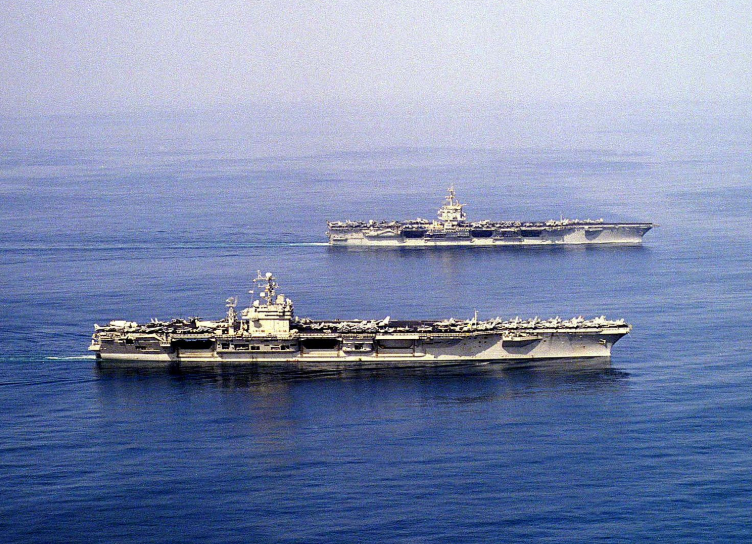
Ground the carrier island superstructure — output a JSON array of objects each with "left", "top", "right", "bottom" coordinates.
[
  {"left": 90, "top": 272, "right": 632, "bottom": 367},
  {"left": 327, "top": 187, "right": 654, "bottom": 247}
]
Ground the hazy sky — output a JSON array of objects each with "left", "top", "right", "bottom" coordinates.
[{"left": 1, "top": 0, "right": 751, "bottom": 114}]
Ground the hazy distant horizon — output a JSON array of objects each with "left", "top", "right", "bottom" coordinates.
[
  {"left": 1, "top": 96, "right": 750, "bottom": 119},
  {"left": 1, "top": 98, "right": 749, "bottom": 162},
  {"left": 2, "top": 1, "right": 751, "bottom": 116}
]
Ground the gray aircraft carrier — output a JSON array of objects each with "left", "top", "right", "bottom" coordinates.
[
  {"left": 90, "top": 272, "right": 632, "bottom": 368},
  {"left": 327, "top": 186, "right": 654, "bottom": 247}
]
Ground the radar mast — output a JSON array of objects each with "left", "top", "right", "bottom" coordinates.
[
  {"left": 226, "top": 297, "right": 237, "bottom": 322},
  {"left": 254, "top": 270, "right": 279, "bottom": 306}
]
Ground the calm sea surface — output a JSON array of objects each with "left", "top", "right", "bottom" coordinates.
[{"left": 1, "top": 103, "right": 751, "bottom": 542}]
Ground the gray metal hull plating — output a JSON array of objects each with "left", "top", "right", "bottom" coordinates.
[
  {"left": 328, "top": 224, "right": 653, "bottom": 247},
  {"left": 93, "top": 328, "right": 628, "bottom": 368}
]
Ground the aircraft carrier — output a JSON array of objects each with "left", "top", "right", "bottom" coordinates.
[
  {"left": 327, "top": 187, "right": 654, "bottom": 247},
  {"left": 90, "top": 272, "right": 632, "bottom": 368}
]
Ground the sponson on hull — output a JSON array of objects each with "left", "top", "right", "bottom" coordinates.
[
  {"left": 327, "top": 186, "right": 655, "bottom": 247},
  {"left": 90, "top": 272, "right": 632, "bottom": 368}
]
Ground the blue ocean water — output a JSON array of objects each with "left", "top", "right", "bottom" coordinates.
[{"left": 1, "top": 103, "right": 751, "bottom": 542}]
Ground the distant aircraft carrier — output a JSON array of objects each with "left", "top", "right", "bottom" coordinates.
[
  {"left": 327, "top": 186, "right": 654, "bottom": 247},
  {"left": 90, "top": 272, "right": 631, "bottom": 368}
]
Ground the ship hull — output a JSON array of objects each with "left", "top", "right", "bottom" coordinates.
[
  {"left": 92, "top": 328, "right": 629, "bottom": 367},
  {"left": 90, "top": 272, "right": 632, "bottom": 370},
  {"left": 328, "top": 224, "right": 653, "bottom": 247}
]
